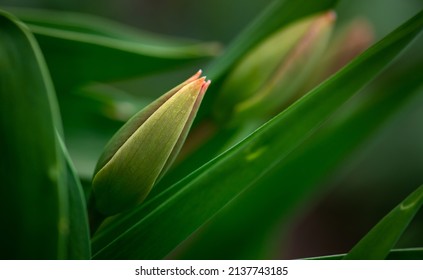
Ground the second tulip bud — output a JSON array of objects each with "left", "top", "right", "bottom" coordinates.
[{"left": 214, "top": 11, "right": 336, "bottom": 125}]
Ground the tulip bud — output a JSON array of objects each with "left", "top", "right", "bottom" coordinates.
[
  {"left": 92, "top": 71, "right": 210, "bottom": 216},
  {"left": 214, "top": 11, "right": 335, "bottom": 125},
  {"left": 307, "top": 18, "right": 374, "bottom": 87}
]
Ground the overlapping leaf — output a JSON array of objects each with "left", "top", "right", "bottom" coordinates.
[{"left": 174, "top": 61, "right": 423, "bottom": 259}]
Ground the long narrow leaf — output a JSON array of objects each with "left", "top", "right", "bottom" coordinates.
[
  {"left": 174, "top": 62, "right": 423, "bottom": 259},
  {"left": 0, "top": 10, "right": 67, "bottom": 259},
  {"left": 343, "top": 184, "right": 423, "bottom": 259},
  {"left": 57, "top": 133, "right": 91, "bottom": 259},
  {"left": 6, "top": 8, "right": 219, "bottom": 49},
  {"left": 5, "top": 8, "right": 219, "bottom": 92}
]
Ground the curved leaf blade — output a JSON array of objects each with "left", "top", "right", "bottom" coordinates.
[
  {"left": 7, "top": 7, "right": 221, "bottom": 51},
  {"left": 57, "top": 133, "right": 91, "bottom": 259},
  {"left": 175, "top": 62, "right": 423, "bottom": 259},
  {"left": 0, "top": 10, "right": 67, "bottom": 259},
  {"left": 4, "top": 8, "right": 219, "bottom": 92},
  {"left": 343, "top": 184, "right": 423, "bottom": 260}
]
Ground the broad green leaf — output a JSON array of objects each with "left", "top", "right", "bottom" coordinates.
[
  {"left": 0, "top": 10, "right": 67, "bottom": 259},
  {"left": 4, "top": 8, "right": 219, "bottom": 92},
  {"left": 57, "top": 133, "right": 91, "bottom": 259},
  {"left": 307, "top": 248, "right": 423, "bottom": 260},
  {"left": 174, "top": 62, "right": 423, "bottom": 259},
  {"left": 343, "top": 184, "right": 423, "bottom": 260},
  {"left": 91, "top": 11, "right": 423, "bottom": 259}
]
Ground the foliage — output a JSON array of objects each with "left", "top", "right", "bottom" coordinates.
[{"left": 0, "top": 0, "right": 422, "bottom": 259}]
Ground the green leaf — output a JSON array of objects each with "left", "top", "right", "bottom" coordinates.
[
  {"left": 0, "top": 10, "right": 67, "bottom": 259},
  {"left": 57, "top": 133, "right": 91, "bottom": 259},
  {"left": 307, "top": 248, "right": 423, "bottom": 260},
  {"left": 91, "top": 11, "right": 423, "bottom": 259},
  {"left": 343, "top": 184, "right": 423, "bottom": 260},
  {"left": 5, "top": 8, "right": 218, "bottom": 49},
  {"left": 5, "top": 8, "right": 219, "bottom": 92},
  {"left": 174, "top": 61, "right": 423, "bottom": 259}
]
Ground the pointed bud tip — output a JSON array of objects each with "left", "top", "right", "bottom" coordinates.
[
  {"left": 198, "top": 76, "right": 206, "bottom": 83},
  {"left": 325, "top": 10, "right": 337, "bottom": 22},
  {"left": 195, "top": 69, "right": 203, "bottom": 78},
  {"left": 187, "top": 69, "right": 203, "bottom": 83},
  {"left": 178, "top": 73, "right": 210, "bottom": 102},
  {"left": 200, "top": 79, "right": 211, "bottom": 96},
  {"left": 182, "top": 76, "right": 208, "bottom": 95}
]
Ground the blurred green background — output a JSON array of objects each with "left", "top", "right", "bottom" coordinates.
[{"left": 1, "top": 0, "right": 422, "bottom": 259}]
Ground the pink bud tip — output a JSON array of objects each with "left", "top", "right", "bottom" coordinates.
[
  {"left": 187, "top": 70, "right": 203, "bottom": 83},
  {"left": 325, "top": 10, "right": 337, "bottom": 22},
  {"left": 200, "top": 79, "right": 211, "bottom": 96}
]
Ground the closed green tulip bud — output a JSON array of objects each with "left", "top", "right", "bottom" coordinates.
[
  {"left": 92, "top": 71, "right": 210, "bottom": 216},
  {"left": 303, "top": 18, "right": 374, "bottom": 90},
  {"left": 214, "top": 11, "right": 335, "bottom": 125}
]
